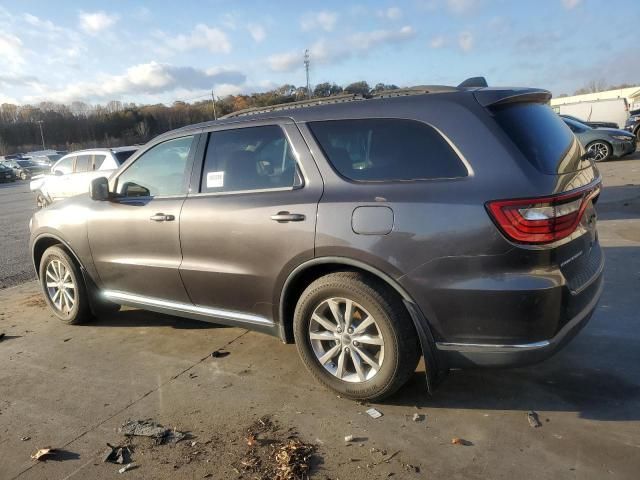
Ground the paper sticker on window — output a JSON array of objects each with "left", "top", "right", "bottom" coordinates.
[{"left": 207, "top": 171, "right": 224, "bottom": 188}]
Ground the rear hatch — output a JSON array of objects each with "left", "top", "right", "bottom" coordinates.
[{"left": 478, "top": 89, "right": 602, "bottom": 296}]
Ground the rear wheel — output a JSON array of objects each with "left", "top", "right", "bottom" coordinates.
[
  {"left": 39, "top": 246, "right": 91, "bottom": 324},
  {"left": 586, "top": 141, "right": 612, "bottom": 162},
  {"left": 293, "top": 272, "right": 420, "bottom": 401}
]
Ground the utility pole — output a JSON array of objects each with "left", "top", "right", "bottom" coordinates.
[
  {"left": 304, "top": 49, "right": 311, "bottom": 99},
  {"left": 36, "top": 120, "right": 45, "bottom": 150},
  {"left": 211, "top": 89, "right": 217, "bottom": 120}
]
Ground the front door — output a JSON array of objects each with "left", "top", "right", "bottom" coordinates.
[
  {"left": 88, "top": 134, "right": 197, "bottom": 302},
  {"left": 179, "top": 122, "right": 323, "bottom": 322}
]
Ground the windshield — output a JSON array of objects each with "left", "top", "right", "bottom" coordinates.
[{"left": 492, "top": 103, "right": 587, "bottom": 174}]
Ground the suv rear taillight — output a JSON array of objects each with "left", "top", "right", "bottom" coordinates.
[{"left": 486, "top": 184, "right": 601, "bottom": 244}]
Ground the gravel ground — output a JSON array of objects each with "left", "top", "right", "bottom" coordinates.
[{"left": 0, "top": 180, "right": 36, "bottom": 289}]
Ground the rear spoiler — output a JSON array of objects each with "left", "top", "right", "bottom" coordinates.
[{"left": 473, "top": 87, "right": 552, "bottom": 107}]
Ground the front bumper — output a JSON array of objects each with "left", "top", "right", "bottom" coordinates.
[{"left": 612, "top": 138, "right": 637, "bottom": 158}]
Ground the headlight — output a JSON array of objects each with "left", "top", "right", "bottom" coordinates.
[{"left": 612, "top": 135, "right": 634, "bottom": 141}]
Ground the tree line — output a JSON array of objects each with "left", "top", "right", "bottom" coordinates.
[{"left": 0, "top": 81, "right": 398, "bottom": 155}]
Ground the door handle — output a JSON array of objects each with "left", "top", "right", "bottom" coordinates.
[
  {"left": 270, "top": 211, "right": 305, "bottom": 223},
  {"left": 150, "top": 213, "right": 175, "bottom": 222}
]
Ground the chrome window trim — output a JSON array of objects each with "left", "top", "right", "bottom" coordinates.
[{"left": 102, "top": 290, "right": 273, "bottom": 326}]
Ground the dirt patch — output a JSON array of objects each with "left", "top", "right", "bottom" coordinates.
[{"left": 21, "top": 294, "right": 46, "bottom": 308}]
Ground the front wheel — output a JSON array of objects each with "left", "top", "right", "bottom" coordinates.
[
  {"left": 587, "top": 141, "right": 612, "bottom": 162},
  {"left": 39, "top": 246, "right": 91, "bottom": 324},
  {"left": 293, "top": 272, "right": 420, "bottom": 401}
]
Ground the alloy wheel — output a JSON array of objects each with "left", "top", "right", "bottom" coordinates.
[
  {"left": 309, "top": 297, "right": 385, "bottom": 383},
  {"left": 587, "top": 142, "right": 610, "bottom": 161},
  {"left": 45, "top": 259, "right": 76, "bottom": 314}
]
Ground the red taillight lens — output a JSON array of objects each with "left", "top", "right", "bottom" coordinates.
[{"left": 486, "top": 184, "right": 600, "bottom": 244}]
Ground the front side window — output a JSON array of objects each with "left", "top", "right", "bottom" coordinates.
[
  {"left": 75, "top": 155, "right": 92, "bottom": 173},
  {"left": 308, "top": 118, "right": 467, "bottom": 181},
  {"left": 54, "top": 156, "right": 74, "bottom": 174},
  {"left": 116, "top": 136, "right": 193, "bottom": 197},
  {"left": 200, "top": 125, "right": 298, "bottom": 193}
]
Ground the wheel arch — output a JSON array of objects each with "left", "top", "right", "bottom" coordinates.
[
  {"left": 278, "top": 257, "right": 416, "bottom": 343},
  {"left": 32, "top": 234, "right": 86, "bottom": 279}
]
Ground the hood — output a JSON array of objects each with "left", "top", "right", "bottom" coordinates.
[{"left": 596, "top": 127, "right": 635, "bottom": 137}]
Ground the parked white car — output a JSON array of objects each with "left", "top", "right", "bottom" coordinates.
[{"left": 30, "top": 147, "right": 138, "bottom": 208}]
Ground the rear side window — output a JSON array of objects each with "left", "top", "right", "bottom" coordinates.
[
  {"left": 492, "top": 103, "right": 578, "bottom": 174},
  {"left": 308, "top": 119, "right": 467, "bottom": 181},
  {"left": 93, "top": 154, "right": 107, "bottom": 169},
  {"left": 200, "top": 125, "right": 299, "bottom": 193}
]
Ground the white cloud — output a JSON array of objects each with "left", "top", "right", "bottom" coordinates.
[
  {"left": 162, "top": 24, "right": 232, "bottom": 54},
  {"left": 300, "top": 11, "right": 338, "bottom": 32},
  {"left": 458, "top": 31, "right": 473, "bottom": 51},
  {"left": 430, "top": 35, "right": 446, "bottom": 48},
  {"left": 562, "top": 0, "right": 581, "bottom": 9},
  {"left": 267, "top": 51, "right": 302, "bottom": 72},
  {"left": 0, "top": 32, "right": 25, "bottom": 69},
  {"left": 447, "top": 0, "right": 478, "bottom": 14},
  {"left": 26, "top": 62, "right": 246, "bottom": 103},
  {"left": 247, "top": 23, "right": 266, "bottom": 43},
  {"left": 268, "top": 25, "right": 415, "bottom": 72},
  {"left": 24, "top": 13, "right": 63, "bottom": 33},
  {"left": 79, "top": 11, "right": 118, "bottom": 35},
  {"left": 377, "top": 7, "right": 403, "bottom": 20},
  {"left": 348, "top": 25, "right": 415, "bottom": 49}
]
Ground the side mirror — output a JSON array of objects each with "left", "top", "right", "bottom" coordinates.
[
  {"left": 54, "top": 170, "right": 63, "bottom": 176},
  {"left": 90, "top": 177, "right": 110, "bottom": 201}
]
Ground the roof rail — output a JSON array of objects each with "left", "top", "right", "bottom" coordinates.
[
  {"left": 221, "top": 93, "right": 365, "bottom": 119},
  {"left": 371, "top": 85, "right": 459, "bottom": 98}
]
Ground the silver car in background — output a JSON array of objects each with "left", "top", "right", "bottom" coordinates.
[{"left": 30, "top": 147, "right": 138, "bottom": 208}]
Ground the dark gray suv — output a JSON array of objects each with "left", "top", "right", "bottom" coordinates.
[{"left": 29, "top": 80, "right": 604, "bottom": 400}]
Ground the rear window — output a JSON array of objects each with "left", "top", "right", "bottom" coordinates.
[
  {"left": 115, "top": 150, "right": 136, "bottom": 164},
  {"left": 492, "top": 103, "right": 579, "bottom": 174},
  {"left": 308, "top": 119, "right": 467, "bottom": 181}
]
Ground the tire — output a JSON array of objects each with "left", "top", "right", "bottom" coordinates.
[
  {"left": 35, "top": 191, "right": 50, "bottom": 209},
  {"left": 39, "top": 246, "right": 91, "bottom": 324},
  {"left": 586, "top": 141, "right": 612, "bottom": 162},
  {"left": 293, "top": 272, "right": 420, "bottom": 401},
  {"left": 635, "top": 127, "right": 640, "bottom": 143}
]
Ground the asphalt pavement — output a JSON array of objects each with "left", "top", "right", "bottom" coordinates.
[{"left": 0, "top": 180, "right": 36, "bottom": 289}]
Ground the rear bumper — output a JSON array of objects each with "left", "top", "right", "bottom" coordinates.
[{"left": 435, "top": 270, "right": 603, "bottom": 368}]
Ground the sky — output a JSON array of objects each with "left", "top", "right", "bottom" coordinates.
[{"left": 0, "top": 0, "right": 638, "bottom": 106}]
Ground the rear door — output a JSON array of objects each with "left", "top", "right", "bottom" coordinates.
[{"left": 179, "top": 121, "right": 323, "bottom": 323}]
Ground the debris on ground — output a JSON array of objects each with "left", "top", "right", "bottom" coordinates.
[
  {"left": 451, "top": 437, "right": 473, "bottom": 446},
  {"left": 211, "top": 350, "right": 230, "bottom": 358},
  {"left": 366, "top": 408, "right": 383, "bottom": 419},
  {"left": 344, "top": 435, "right": 354, "bottom": 442},
  {"left": 102, "top": 444, "right": 131, "bottom": 464},
  {"left": 118, "top": 463, "right": 134, "bottom": 474},
  {"left": 412, "top": 413, "right": 424, "bottom": 422},
  {"left": 527, "top": 411, "right": 542, "bottom": 428},
  {"left": 119, "top": 420, "right": 186, "bottom": 444},
  {"left": 273, "top": 438, "right": 315, "bottom": 480},
  {"left": 31, "top": 447, "right": 53, "bottom": 460},
  {"left": 21, "top": 436, "right": 30, "bottom": 441}
]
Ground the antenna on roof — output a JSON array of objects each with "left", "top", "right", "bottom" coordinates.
[{"left": 458, "top": 77, "right": 488, "bottom": 88}]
